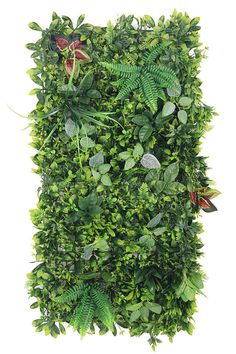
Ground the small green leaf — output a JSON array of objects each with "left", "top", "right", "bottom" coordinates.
[
  {"left": 132, "top": 114, "right": 150, "bottom": 126},
  {"left": 124, "top": 158, "right": 136, "bottom": 170},
  {"left": 167, "top": 84, "right": 181, "bottom": 97},
  {"left": 130, "top": 310, "right": 141, "bottom": 322},
  {"left": 154, "top": 180, "right": 166, "bottom": 194},
  {"left": 28, "top": 22, "right": 42, "bottom": 31},
  {"left": 29, "top": 88, "right": 41, "bottom": 95},
  {"left": 118, "top": 151, "right": 131, "bottom": 160},
  {"left": 178, "top": 110, "right": 187, "bottom": 124},
  {"left": 101, "top": 174, "right": 112, "bottom": 186},
  {"left": 139, "top": 235, "right": 155, "bottom": 248},
  {"left": 126, "top": 303, "right": 143, "bottom": 311},
  {"left": 80, "top": 137, "right": 95, "bottom": 148},
  {"left": 76, "top": 14, "right": 85, "bottom": 27},
  {"left": 89, "top": 152, "right": 104, "bottom": 167},
  {"left": 147, "top": 213, "right": 162, "bottom": 228},
  {"left": 94, "top": 239, "right": 110, "bottom": 252},
  {"left": 59, "top": 323, "right": 66, "bottom": 335},
  {"left": 30, "top": 302, "right": 38, "bottom": 309},
  {"left": 179, "top": 96, "right": 193, "bottom": 107},
  {"left": 153, "top": 227, "right": 167, "bottom": 236},
  {"left": 145, "top": 302, "right": 162, "bottom": 314},
  {"left": 162, "top": 101, "right": 175, "bottom": 117},
  {"left": 140, "top": 306, "right": 150, "bottom": 322},
  {"left": 98, "top": 164, "right": 111, "bottom": 174},
  {"left": 190, "top": 273, "right": 204, "bottom": 289},
  {"left": 139, "top": 125, "right": 153, "bottom": 142},
  {"left": 65, "top": 118, "right": 77, "bottom": 138},
  {"left": 79, "top": 72, "right": 94, "bottom": 92},
  {"left": 82, "top": 244, "right": 94, "bottom": 260},
  {"left": 91, "top": 169, "right": 101, "bottom": 180},
  {"left": 165, "top": 181, "right": 186, "bottom": 194},
  {"left": 164, "top": 162, "right": 179, "bottom": 183},
  {"left": 143, "top": 15, "right": 155, "bottom": 27},
  {"left": 133, "top": 143, "right": 144, "bottom": 158},
  {"left": 182, "top": 286, "right": 196, "bottom": 301}
]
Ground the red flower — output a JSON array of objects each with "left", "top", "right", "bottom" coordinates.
[{"left": 189, "top": 187, "right": 220, "bottom": 213}]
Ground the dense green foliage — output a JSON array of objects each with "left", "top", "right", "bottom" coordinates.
[{"left": 26, "top": 11, "right": 218, "bottom": 350}]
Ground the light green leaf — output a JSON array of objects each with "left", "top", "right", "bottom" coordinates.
[
  {"left": 164, "top": 162, "right": 179, "bottom": 183},
  {"left": 139, "top": 235, "right": 155, "bottom": 248},
  {"left": 153, "top": 227, "right": 167, "bottom": 236},
  {"left": 139, "top": 124, "right": 153, "bottom": 142},
  {"left": 190, "top": 273, "right": 204, "bottom": 289},
  {"left": 182, "top": 286, "right": 196, "bottom": 301},
  {"left": 179, "top": 96, "right": 193, "bottom": 107},
  {"left": 140, "top": 306, "right": 150, "bottom": 321},
  {"left": 162, "top": 101, "right": 175, "bottom": 117},
  {"left": 147, "top": 213, "right": 162, "bottom": 228},
  {"left": 126, "top": 303, "right": 143, "bottom": 311},
  {"left": 80, "top": 136, "right": 95, "bottom": 148},
  {"left": 130, "top": 310, "right": 141, "bottom": 322},
  {"left": 28, "top": 22, "right": 42, "bottom": 31},
  {"left": 167, "top": 84, "right": 181, "bottom": 97},
  {"left": 178, "top": 110, "right": 187, "bottom": 124},
  {"left": 118, "top": 151, "right": 131, "bottom": 160},
  {"left": 89, "top": 152, "right": 104, "bottom": 167},
  {"left": 133, "top": 143, "right": 144, "bottom": 158},
  {"left": 98, "top": 164, "right": 111, "bottom": 174},
  {"left": 124, "top": 158, "right": 136, "bottom": 170},
  {"left": 76, "top": 14, "right": 85, "bottom": 27},
  {"left": 94, "top": 239, "right": 110, "bottom": 252},
  {"left": 143, "top": 15, "right": 155, "bottom": 27},
  {"left": 101, "top": 174, "right": 112, "bottom": 186},
  {"left": 145, "top": 302, "right": 162, "bottom": 314},
  {"left": 91, "top": 168, "right": 101, "bottom": 180},
  {"left": 65, "top": 118, "right": 77, "bottom": 138},
  {"left": 154, "top": 180, "right": 166, "bottom": 194},
  {"left": 82, "top": 244, "right": 94, "bottom": 260}
]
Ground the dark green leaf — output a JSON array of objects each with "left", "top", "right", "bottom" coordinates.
[{"left": 139, "top": 125, "right": 153, "bottom": 142}]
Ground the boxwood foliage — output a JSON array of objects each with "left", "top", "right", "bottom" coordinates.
[{"left": 26, "top": 11, "right": 218, "bottom": 350}]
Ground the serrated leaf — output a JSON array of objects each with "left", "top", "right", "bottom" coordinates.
[
  {"left": 98, "top": 164, "right": 111, "bottom": 174},
  {"left": 179, "top": 96, "right": 193, "bottom": 107},
  {"left": 162, "top": 101, "right": 176, "bottom": 117},
  {"left": 89, "top": 152, "right": 104, "bottom": 167},
  {"left": 133, "top": 143, "right": 144, "bottom": 158},
  {"left": 164, "top": 162, "right": 179, "bottom": 183},
  {"left": 101, "top": 174, "right": 112, "bottom": 186},
  {"left": 178, "top": 110, "right": 187, "bottom": 124},
  {"left": 130, "top": 310, "right": 141, "bottom": 322},
  {"left": 124, "top": 158, "right": 136, "bottom": 170},
  {"left": 147, "top": 213, "right": 162, "bottom": 228},
  {"left": 80, "top": 136, "right": 95, "bottom": 148},
  {"left": 139, "top": 124, "right": 153, "bottom": 142},
  {"left": 65, "top": 118, "right": 77, "bottom": 138}
]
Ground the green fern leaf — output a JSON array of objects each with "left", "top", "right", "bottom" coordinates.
[
  {"left": 101, "top": 62, "right": 141, "bottom": 78},
  {"left": 116, "top": 74, "right": 140, "bottom": 100},
  {"left": 54, "top": 284, "right": 87, "bottom": 304},
  {"left": 139, "top": 72, "right": 158, "bottom": 113},
  {"left": 156, "top": 87, "right": 166, "bottom": 100},
  {"left": 71, "top": 290, "right": 95, "bottom": 336},
  {"left": 91, "top": 288, "right": 114, "bottom": 331},
  {"left": 144, "top": 43, "right": 168, "bottom": 64},
  {"left": 147, "top": 65, "right": 179, "bottom": 89}
]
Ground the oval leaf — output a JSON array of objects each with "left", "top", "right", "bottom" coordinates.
[
  {"left": 147, "top": 213, "right": 162, "bottom": 228},
  {"left": 139, "top": 125, "right": 153, "bottom": 142},
  {"left": 124, "top": 158, "right": 136, "bottom": 170},
  {"left": 89, "top": 152, "right": 104, "bottom": 167},
  {"left": 65, "top": 118, "right": 77, "bottom": 138},
  {"left": 162, "top": 101, "right": 175, "bottom": 117},
  {"left": 179, "top": 96, "right": 193, "bottom": 107},
  {"left": 141, "top": 153, "right": 161, "bottom": 169},
  {"left": 178, "top": 110, "right": 187, "bottom": 124},
  {"left": 80, "top": 136, "right": 95, "bottom": 148}
]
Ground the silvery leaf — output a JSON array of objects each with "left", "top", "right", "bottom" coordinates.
[
  {"left": 65, "top": 118, "right": 77, "bottom": 138},
  {"left": 89, "top": 152, "right": 104, "bottom": 167},
  {"left": 141, "top": 153, "right": 161, "bottom": 169}
]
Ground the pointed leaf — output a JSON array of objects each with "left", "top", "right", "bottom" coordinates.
[
  {"left": 162, "top": 101, "right": 175, "bottom": 117},
  {"left": 139, "top": 125, "right": 153, "bottom": 142},
  {"left": 65, "top": 118, "right": 77, "bottom": 138},
  {"left": 179, "top": 96, "right": 193, "bottom": 107},
  {"left": 164, "top": 162, "right": 179, "bottom": 182},
  {"left": 147, "top": 213, "right": 162, "bottom": 228},
  {"left": 178, "top": 110, "right": 187, "bottom": 124},
  {"left": 124, "top": 158, "right": 136, "bottom": 170}
]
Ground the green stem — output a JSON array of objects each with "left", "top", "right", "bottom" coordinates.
[{"left": 76, "top": 125, "right": 83, "bottom": 170}]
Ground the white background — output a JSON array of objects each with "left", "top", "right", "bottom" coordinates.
[{"left": 0, "top": 0, "right": 235, "bottom": 353}]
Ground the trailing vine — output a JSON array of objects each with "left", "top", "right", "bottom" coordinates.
[{"left": 25, "top": 11, "right": 219, "bottom": 350}]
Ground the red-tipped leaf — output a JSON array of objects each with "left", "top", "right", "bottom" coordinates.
[
  {"left": 199, "top": 197, "right": 217, "bottom": 212},
  {"left": 69, "top": 39, "right": 84, "bottom": 50},
  {"left": 54, "top": 36, "right": 69, "bottom": 51},
  {"left": 189, "top": 191, "right": 197, "bottom": 205},
  {"left": 65, "top": 58, "right": 80, "bottom": 79},
  {"left": 74, "top": 49, "right": 90, "bottom": 61}
]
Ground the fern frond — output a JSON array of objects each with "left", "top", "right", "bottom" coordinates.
[
  {"left": 101, "top": 62, "right": 141, "bottom": 78},
  {"left": 116, "top": 74, "right": 140, "bottom": 100},
  {"left": 144, "top": 43, "right": 168, "bottom": 64},
  {"left": 139, "top": 72, "right": 158, "bottom": 113},
  {"left": 156, "top": 87, "right": 166, "bottom": 101},
  {"left": 147, "top": 65, "right": 179, "bottom": 89},
  {"left": 54, "top": 284, "right": 88, "bottom": 304},
  {"left": 91, "top": 288, "right": 114, "bottom": 331},
  {"left": 71, "top": 290, "right": 95, "bottom": 336}
]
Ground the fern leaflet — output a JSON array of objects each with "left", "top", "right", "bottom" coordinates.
[
  {"left": 91, "top": 288, "right": 114, "bottom": 331},
  {"left": 54, "top": 284, "right": 86, "bottom": 304}
]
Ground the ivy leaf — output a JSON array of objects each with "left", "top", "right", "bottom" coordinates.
[
  {"left": 101, "top": 174, "right": 112, "bottom": 186},
  {"left": 139, "top": 125, "right": 153, "bottom": 142},
  {"left": 179, "top": 96, "right": 193, "bottom": 107},
  {"left": 98, "top": 164, "right": 111, "bottom": 174},
  {"left": 178, "top": 110, "right": 187, "bottom": 123},
  {"left": 147, "top": 213, "right": 162, "bottom": 228},
  {"left": 162, "top": 101, "right": 175, "bottom": 117},
  {"left": 89, "top": 152, "right": 104, "bottom": 167},
  {"left": 145, "top": 302, "right": 162, "bottom": 314},
  {"left": 124, "top": 158, "right": 136, "bottom": 170},
  {"left": 65, "top": 118, "right": 77, "bottom": 138},
  {"left": 164, "top": 162, "right": 179, "bottom": 183},
  {"left": 80, "top": 136, "right": 95, "bottom": 148},
  {"left": 130, "top": 310, "right": 141, "bottom": 322},
  {"left": 133, "top": 143, "right": 144, "bottom": 158}
]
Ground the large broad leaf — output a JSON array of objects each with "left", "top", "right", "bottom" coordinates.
[
  {"left": 98, "top": 164, "right": 111, "bottom": 174},
  {"left": 101, "top": 174, "right": 112, "bottom": 186},
  {"left": 130, "top": 310, "right": 141, "bottom": 322},
  {"left": 132, "top": 114, "right": 150, "bottom": 126},
  {"left": 164, "top": 162, "right": 179, "bottom": 183},
  {"left": 145, "top": 302, "right": 162, "bottom": 314},
  {"left": 162, "top": 101, "right": 175, "bottom": 117},
  {"left": 65, "top": 118, "right": 77, "bottom": 138},
  {"left": 93, "top": 239, "right": 110, "bottom": 252},
  {"left": 139, "top": 124, "right": 153, "bottom": 142},
  {"left": 178, "top": 110, "right": 187, "bottom": 124},
  {"left": 140, "top": 153, "right": 161, "bottom": 169}
]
